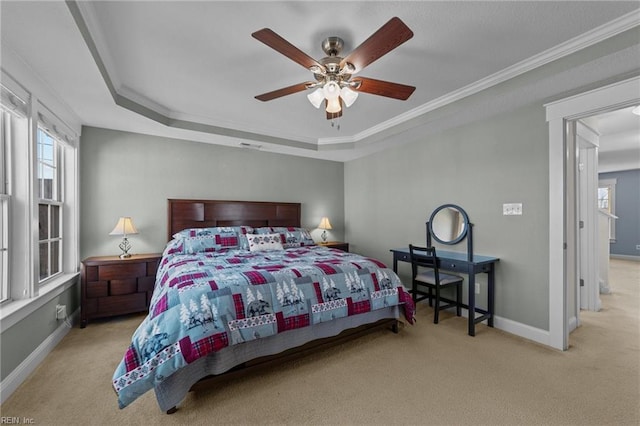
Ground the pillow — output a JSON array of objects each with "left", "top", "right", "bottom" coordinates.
[
  {"left": 247, "top": 233, "right": 284, "bottom": 252},
  {"left": 173, "top": 226, "right": 254, "bottom": 251},
  {"left": 163, "top": 238, "right": 184, "bottom": 256},
  {"left": 173, "top": 226, "right": 253, "bottom": 240},
  {"left": 255, "top": 227, "right": 315, "bottom": 248},
  {"left": 182, "top": 235, "right": 221, "bottom": 254}
]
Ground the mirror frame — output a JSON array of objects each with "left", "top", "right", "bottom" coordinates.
[{"left": 428, "top": 204, "right": 470, "bottom": 245}]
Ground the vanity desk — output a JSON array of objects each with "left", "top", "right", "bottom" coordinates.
[
  {"left": 395, "top": 203, "right": 499, "bottom": 336},
  {"left": 390, "top": 248, "right": 499, "bottom": 336}
]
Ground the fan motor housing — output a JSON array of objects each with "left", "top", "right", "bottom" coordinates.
[{"left": 322, "top": 36, "right": 344, "bottom": 56}]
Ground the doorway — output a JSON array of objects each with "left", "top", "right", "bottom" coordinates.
[{"left": 545, "top": 75, "right": 640, "bottom": 351}]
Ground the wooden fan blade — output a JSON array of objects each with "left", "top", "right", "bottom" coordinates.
[
  {"left": 340, "top": 17, "right": 413, "bottom": 73},
  {"left": 252, "top": 28, "right": 322, "bottom": 70},
  {"left": 255, "top": 82, "right": 311, "bottom": 102},
  {"left": 353, "top": 77, "right": 415, "bottom": 100}
]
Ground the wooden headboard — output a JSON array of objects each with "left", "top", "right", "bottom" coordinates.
[{"left": 167, "top": 199, "right": 301, "bottom": 240}]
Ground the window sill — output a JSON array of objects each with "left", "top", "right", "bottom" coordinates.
[{"left": 0, "top": 272, "right": 79, "bottom": 332}]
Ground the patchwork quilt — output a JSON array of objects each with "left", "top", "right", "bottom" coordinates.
[{"left": 112, "top": 244, "right": 415, "bottom": 408}]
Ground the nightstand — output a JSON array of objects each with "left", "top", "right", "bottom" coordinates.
[
  {"left": 80, "top": 253, "right": 161, "bottom": 328},
  {"left": 317, "top": 241, "right": 349, "bottom": 252}
]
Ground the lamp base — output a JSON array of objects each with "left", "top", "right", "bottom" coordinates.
[
  {"left": 321, "top": 230, "right": 328, "bottom": 242},
  {"left": 118, "top": 237, "right": 132, "bottom": 259}
]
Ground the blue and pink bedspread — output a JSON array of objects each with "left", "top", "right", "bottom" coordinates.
[{"left": 113, "top": 244, "right": 414, "bottom": 408}]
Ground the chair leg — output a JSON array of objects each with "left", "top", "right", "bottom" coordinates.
[
  {"left": 428, "top": 287, "right": 433, "bottom": 307},
  {"left": 412, "top": 280, "right": 417, "bottom": 304},
  {"left": 433, "top": 285, "right": 440, "bottom": 324},
  {"left": 456, "top": 284, "right": 462, "bottom": 316}
]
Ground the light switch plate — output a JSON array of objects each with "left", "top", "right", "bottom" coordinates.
[{"left": 503, "top": 203, "right": 523, "bottom": 215}]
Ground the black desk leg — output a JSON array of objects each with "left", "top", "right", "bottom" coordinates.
[
  {"left": 467, "top": 265, "right": 476, "bottom": 336},
  {"left": 487, "top": 265, "right": 495, "bottom": 328}
]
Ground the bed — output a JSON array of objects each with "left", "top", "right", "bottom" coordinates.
[{"left": 112, "top": 199, "right": 415, "bottom": 413}]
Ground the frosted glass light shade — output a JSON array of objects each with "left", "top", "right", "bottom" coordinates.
[
  {"left": 325, "top": 97, "right": 341, "bottom": 113},
  {"left": 322, "top": 81, "right": 340, "bottom": 100},
  {"left": 340, "top": 87, "right": 358, "bottom": 107},
  {"left": 307, "top": 88, "right": 324, "bottom": 109}
]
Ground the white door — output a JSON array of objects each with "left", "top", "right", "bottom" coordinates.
[{"left": 576, "top": 121, "right": 601, "bottom": 314}]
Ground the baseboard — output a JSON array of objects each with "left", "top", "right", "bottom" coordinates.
[
  {"left": 443, "top": 306, "right": 552, "bottom": 347},
  {"left": 568, "top": 315, "right": 578, "bottom": 333},
  {"left": 610, "top": 254, "right": 640, "bottom": 262},
  {"left": 0, "top": 308, "right": 78, "bottom": 404},
  {"left": 491, "top": 315, "right": 551, "bottom": 347}
]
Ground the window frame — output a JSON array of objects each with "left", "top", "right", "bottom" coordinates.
[
  {"left": 598, "top": 178, "right": 617, "bottom": 242},
  {"left": 36, "top": 126, "right": 64, "bottom": 284},
  {"left": 0, "top": 106, "right": 15, "bottom": 303},
  {"left": 0, "top": 69, "right": 80, "bottom": 326}
]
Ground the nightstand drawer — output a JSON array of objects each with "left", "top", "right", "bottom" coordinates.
[
  {"left": 99, "top": 262, "right": 146, "bottom": 281},
  {"left": 98, "top": 293, "right": 146, "bottom": 315},
  {"left": 138, "top": 276, "right": 156, "bottom": 292},
  {"left": 86, "top": 281, "right": 108, "bottom": 298},
  {"left": 110, "top": 279, "right": 137, "bottom": 295},
  {"left": 147, "top": 260, "right": 158, "bottom": 277}
]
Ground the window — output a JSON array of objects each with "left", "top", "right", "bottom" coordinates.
[
  {"left": 37, "top": 128, "right": 63, "bottom": 283},
  {"left": 598, "top": 178, "right": 617, "bottom": 241},
  {"left": 0, "top": 109, "right": 10, "bottom": 302},
  {"left": 0, "top": 71, "right": 78, "bottom": 314}
]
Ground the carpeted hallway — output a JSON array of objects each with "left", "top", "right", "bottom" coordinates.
[{"left": 1, "top": 259, "right": 638, "bottom": 425}]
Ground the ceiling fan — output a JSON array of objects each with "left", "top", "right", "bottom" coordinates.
[{"left": 252, "top": 17, "right": 415, "bottom": 122}]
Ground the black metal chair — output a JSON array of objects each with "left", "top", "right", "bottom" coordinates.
[{"left": 409, "top": 244, "right": 464, "bottom": 324}]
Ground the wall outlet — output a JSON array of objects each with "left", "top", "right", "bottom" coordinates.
[
  {"left": 636, "top": 245, "right": 640, "bottom": 250},
  {"left": 56, "top": 304, "right": 67, "bottom": 320},
  {"left": 503, "top": 203, "right": 523, "bottom": 215},
  {"left": 475, "top": 283, "right": 480, "bottom": 294}
]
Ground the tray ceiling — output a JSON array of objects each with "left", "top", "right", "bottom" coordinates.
[{"left": 1, "top": 1, "right": 639, "bottom": 161}]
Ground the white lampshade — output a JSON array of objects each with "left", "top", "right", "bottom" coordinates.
[
  {"left": 340, "top": 86, "right": 358, "bottom": 107},
  {"left": 317, "top": 217, "right": 332, "bottom": 230},
  {"left": 109, "top": 217, "right": 139, "bottom": 236},
  {"left": 632, "top": 105, "right": 640, "bottom": 116},
  {"left": 307, "top": 88, "right": 324, "bottom": 109}
]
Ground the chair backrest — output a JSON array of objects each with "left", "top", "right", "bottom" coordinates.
[{"left": 408, "top": 244, "right": 440, "bottom": 280}]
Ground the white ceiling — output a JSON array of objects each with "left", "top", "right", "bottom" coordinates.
[
  {"left": 588, "top": 106, "right": 640, "bottom": 173},
  {"left": 1, "top": 1, "right": 639, "bottom": 162}
]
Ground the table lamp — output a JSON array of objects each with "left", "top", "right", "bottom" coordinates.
[
  {"left": 109, "top": 217, "right": 138, "bottom": 258},
  {"left": 317, "top": 217, "right": 332, "bottom": 243}
]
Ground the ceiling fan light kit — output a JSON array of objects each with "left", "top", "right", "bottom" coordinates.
[{"left": 252, "top": 17, "right": 416, "bottom": 125}]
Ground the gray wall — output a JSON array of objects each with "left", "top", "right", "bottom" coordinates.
[
  {"left": 0, "top": 284, "right": 78, "bottom": 381},
  {"left": 345, "top": 103, "right": 550, "bottom": 330},
  {"left": 600, "top": 169, "right": 640, "bottom": 257},
  {"left": 80, "top": 127, "right": 345, "bottom": 259}
]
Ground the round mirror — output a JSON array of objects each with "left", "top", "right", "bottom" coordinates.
[{"left": 429, "top": 204, "right": 469, "bottom": 245}]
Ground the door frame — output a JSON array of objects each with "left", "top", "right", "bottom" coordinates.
[{"left": 545, "top": 75, "right": 639, "bottom": 350}]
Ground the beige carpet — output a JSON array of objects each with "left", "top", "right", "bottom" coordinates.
[{"left": 2, "top": 259, "right": 638, "bottom": 425}]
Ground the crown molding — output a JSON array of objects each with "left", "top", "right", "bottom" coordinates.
[
  {"left": 349, "top": 9, "right": 640, "bottom": 145},
  {"left": 66, "top": 1, "right": 640, "bottom": 152}
]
